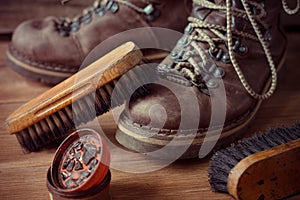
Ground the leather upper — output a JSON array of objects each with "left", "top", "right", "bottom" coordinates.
[
  {"left": 10, "top": 0, "right": 191, "bottom": 72},
  {"left": 125, "top": 0, "right": 287, "bottom": 131}
]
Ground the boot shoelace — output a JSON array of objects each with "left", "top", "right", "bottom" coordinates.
[
  {"left": 159, "top": 0, "right": 299, "bottom": 100},
  {"left": 58, "top": 0, "right": 160, "bottom": 36}
]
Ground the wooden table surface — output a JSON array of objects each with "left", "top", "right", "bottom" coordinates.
[{"left": 0, "top": 32, "right": 300, "bottom": 200}]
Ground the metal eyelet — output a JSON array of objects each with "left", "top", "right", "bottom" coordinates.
[
  {"left": 215, "top": 49, "right": 223, "bottom": 60},
  {"left": 232, "top": 39, "right": 241, "bottom": 52},
  {"left": 58, "top": 20, "right": 72, "bottom": 36},
  {"left": 184, "top": 24, "right": 194, "bottom": 34},
  {"left": 70, "top": 21, "right": 80, "bottom": 32},
  {"left": 226, "top": 37, "right": 248, "bottom": 56},
  {"left": 178, "top": 36, "right": 192, "bottom": 48},
  {"left": 170, "top": 50, "right": 179, "bottom": 60},
  {"left": 110, "top": 3, "right": 119, "bottom": 13},
  {"left": 238, "top": 44, "right": 248, "bottom": 55},
  {"left": 206, "top": 79, "right": 218, "bottom": 88},
  {"left": 221, "top": 52, "right": 231, "bottom": 63},
  {"left": 144, "top": 4, "right": 155, "bottom": 15},
  {"left": 264, "top": 31, "right": 272, "bottom": 43},
  {"left": 157, "top": 63, "right": 171, "bottom": 76},
  {"left": 213, "top": 67, "right": 225, "bottom": 78},
  {"left": 232, "top": 37, "right": 248, "bottom": 55},
  {"left": 105, "top": 0, "right": 114, "bottom": 10},
  {"left": 144, "top": 4, "right": 160, "bottom": 22},
  {"left": 95, "top": 0, "right": 119, "bottom": 15},
  {"left": 94, "top": 6, "right": 105, "bottom": 16},
  {"left": 171, "top": 49, "right": 189, "bottom": 62},
  {"left": 209, "top": 48, "right": 224, "bottom": 61},
  {"left": 81, "top": 11, "right": 92, "bottom": 24}
]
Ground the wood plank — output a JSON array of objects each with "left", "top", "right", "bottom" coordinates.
[{"left": 0, "top": 32, "right": 300, "bottom": 199}]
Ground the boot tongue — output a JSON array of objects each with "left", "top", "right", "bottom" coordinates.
[
  {"left": 192, "top": 1, "right": 226, "bottom": 26},
  {"left": 191, "top": 0, "right": 243, "bottom": 27},
  {"left": 191, "top": 0, "right": 259, "bottom": 45}
]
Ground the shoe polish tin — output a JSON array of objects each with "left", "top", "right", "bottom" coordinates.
[{"left": 47, "top": 129, "right": 111, "bottom": 200}]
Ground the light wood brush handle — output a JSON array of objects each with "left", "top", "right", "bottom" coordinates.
[
  {"left": 5, "top": 42, "right": 142, "bottom": 134},
  {"left": 228, "top": 138, "right": 300, "bottom": 200}
]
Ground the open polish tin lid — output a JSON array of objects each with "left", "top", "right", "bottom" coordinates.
[{"left": 47, "top": 129, "right": 111, "bottom": 199}]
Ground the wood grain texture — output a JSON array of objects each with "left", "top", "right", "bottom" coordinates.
[
  {"left": 0, "top": 32, "right": 300, "bottom": 200},
  {"left": 5, "top": 42, "right": 142, "bottom": 133},
  {"left": 228, "top": 138, "right": 300, "bottom": 200}
]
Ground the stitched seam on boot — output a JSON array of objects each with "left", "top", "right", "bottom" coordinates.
[
  {"left": 8, "top": 45, "right": 78, "bottom": 73},
  {"left": 72, "top": 34, "right": 86, "bottom": 63},
  {"left": 126, "top": 109, "right": 252, "bottom": 137}
]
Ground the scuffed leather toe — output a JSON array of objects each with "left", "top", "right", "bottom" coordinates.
[
  {"left": 126, "top": 81, "right": 216, "bottom": 131},
  {"left": 11, "top": 16, "right": 82, "bottom": 67}
]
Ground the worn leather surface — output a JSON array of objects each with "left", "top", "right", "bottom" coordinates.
[
  {"left": 10, "top": 0, "right": 191, "bottom": 72},
  {"left": 124, "top": 0, "right": 286, "bottom": 131}
]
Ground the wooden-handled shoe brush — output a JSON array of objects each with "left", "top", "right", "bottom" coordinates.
[
  {"left": 4, "top": 42, "right": 152, "bottom": 153},
  {"left": 208, "top": 124, "right": 300, "bottom": 200}
]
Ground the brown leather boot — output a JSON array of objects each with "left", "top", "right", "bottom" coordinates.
[
  {"left": 116, "top": 0, "right": 299, "bottom": 159},
  {"left": 7, "top": 0, "right": 191, "bottom": 85}
]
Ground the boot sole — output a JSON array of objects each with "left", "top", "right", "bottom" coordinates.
[
  {"left": 6, "top": 47, "right": 74, "bottom": 85},
  {"left": 115, "top": 52, "right": 287, "bottom": 159},
  {"left": 6, "top": 46, "right": 168, "bottom": 85}
]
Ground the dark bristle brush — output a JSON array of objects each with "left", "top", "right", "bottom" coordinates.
[
  {"left": 4, "top": 42, "right": 152, "bottom": 153},
  {"left": 208, "top": 123, "right": 300, "bottom": 200}
]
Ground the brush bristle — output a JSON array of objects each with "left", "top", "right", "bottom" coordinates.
[
  {"left": 15, "top": 65, "right": 155, "bottom": 152},
  {"left": 208, "top": 124, "right": 300, "bottom": 193}
]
